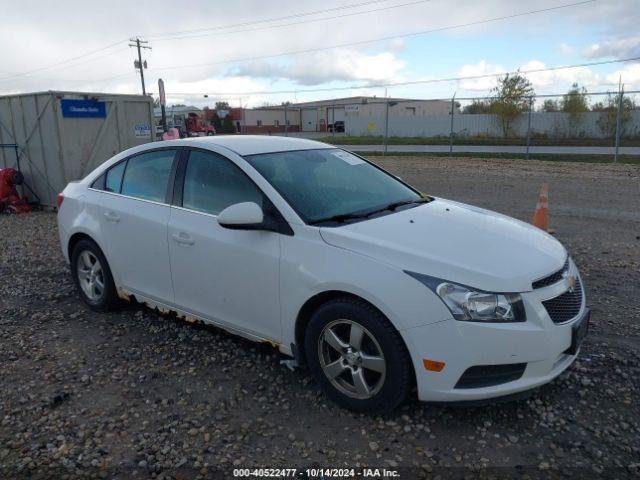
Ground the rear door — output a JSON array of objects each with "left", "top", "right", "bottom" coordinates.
[
  {"left": 167, "top": 148, "right": 281, "bottom": 341},
  {"left": 92, "top": 148, "right": 178, "bottom": 304}
]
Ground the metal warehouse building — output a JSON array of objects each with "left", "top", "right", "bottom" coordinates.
[
  {"left": 237, "top": 96, "right": 455, "bottom": 134},
  {"left": 0, "top": 91, "right": 154, "bottom": 206},
  {"left": 290, "top": 96, "right": 454, "bottom": 132}
]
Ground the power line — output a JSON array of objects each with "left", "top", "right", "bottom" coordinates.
[
  {"left": 150, "top": 56, "right": 640, "bottom": 97},
  {"left": 0, "top": 0, "right": 595, "bottom": 86},
  {"left": 0, "top": 39, "right": 128, "bottom": 82},
  {"left": 0, "top": 0, "right": 599, "bottom": 91},
  {"left": 146, "top": 0, "right": 402, "bottom": 39},
  {"left": 151, "top": 0, "right": 435, "bottom": 41},
  {"left": 0, "top": 1, "right": 415, "bottom": 85},
  {"left": 0, "top": 47, "right": 130, "bottom": 84},
  {"left": 148, "top": 1, "right": 597, "bottom": 71}
]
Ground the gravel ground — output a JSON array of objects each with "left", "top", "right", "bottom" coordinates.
[{"left": 1, "top": 156, "right": 639, "bottom": 479}]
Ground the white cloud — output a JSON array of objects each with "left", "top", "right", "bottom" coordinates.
[
  {"left": 456, "top": 61, "right": 506, "bottom": 92},
  {"left": 456, "top": 59, "right": 607, "bottom": 95},
  {"left": 230, "top": 48, "right": 406, "bottom": 86},
  {"left": 585, "top": 36, "right": 640, "bottom": 59},
  {"left": 520, "top": 60, "right": 599, "bottom": 89},
  {"left": 605, "top": 63, "right": 640, "bottom": 90},
  {"left": 1, "top": 0, "right": 639, "bottom": 101},
  {"left": 388, "top": 38, "right": 406, "bottom": 53},
  {"left": 155, "top": 76, "right": 269, "bottom": 107},
  {"left": 560, "top": 43, "right": 573, "bottom": 55}
]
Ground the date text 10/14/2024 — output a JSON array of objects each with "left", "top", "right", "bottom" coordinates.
[{"left": 232, "top": 468, "right": 401, "bottom": 478}]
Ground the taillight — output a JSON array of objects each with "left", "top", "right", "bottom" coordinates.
[{"left": 56, "top": 194, "right": 64, "bottom": 210}]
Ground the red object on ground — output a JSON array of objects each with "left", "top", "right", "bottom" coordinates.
[{"left": 0, "top": 168, "right": 32, "bottom": 213}]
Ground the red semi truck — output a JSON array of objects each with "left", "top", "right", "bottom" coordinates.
[{"left": 185, "top": 112, "right": 215, "bottom": 136}]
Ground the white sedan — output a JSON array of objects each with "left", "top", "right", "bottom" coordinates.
[{"left": 57, "top": 136, "right": 589, "bottom": 412}]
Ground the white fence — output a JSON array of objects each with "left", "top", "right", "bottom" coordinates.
[{"left": 345, "top": 111, "right": 640, "bottom": 138}]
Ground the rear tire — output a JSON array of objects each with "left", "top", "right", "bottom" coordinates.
[
  {"left": 71, "top": 239, "right": 120, "bottom": 311},
  {"left": 305, "top": 297, "right": 413, "bottom": 413}
]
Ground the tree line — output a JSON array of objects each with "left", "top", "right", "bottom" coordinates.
[{"left": 461, "top": 73, "right": 636, "bottom": 138}]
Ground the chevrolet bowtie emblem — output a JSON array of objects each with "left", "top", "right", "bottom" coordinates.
[{"left": 567, "top": 275, "right": 577, "bottom": 293}]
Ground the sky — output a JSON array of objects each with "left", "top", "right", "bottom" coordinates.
[{"left": 0, "top": 0, "right": 639, "bottom": 108}]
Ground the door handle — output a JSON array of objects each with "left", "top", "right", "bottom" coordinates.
[
  {"left": 172, "top": 232, "right": 195, "bottom": 246},
  {"left": 104, "top": 211, "right": 120, "bottom": 223}
]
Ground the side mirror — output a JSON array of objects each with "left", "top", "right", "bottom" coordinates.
[{"left": 217, "top": 202, "right": 267, "bottom": 230}]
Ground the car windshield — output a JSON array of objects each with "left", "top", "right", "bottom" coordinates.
[{"left": 245, "top": 148, "right": 423, "bottom": 224}]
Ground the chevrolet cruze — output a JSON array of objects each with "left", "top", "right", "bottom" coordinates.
[{"left": 57, "top": 136, "right": 589, "bottom": 413}]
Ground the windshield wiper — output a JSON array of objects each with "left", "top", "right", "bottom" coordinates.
[
  {"left": 360, "top": 197, "right": 432, "bottom": 218},
  {"left": 309, "top": 211, "right": 372, "bottom": 225},
  {"left": 381, "top": 197, "right": 431, "bottom": 212},
  {"left": 310, "top": 197, "right": 431, "bottom": 226}
]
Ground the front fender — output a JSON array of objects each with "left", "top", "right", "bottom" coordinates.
[{"left": 279, "top": 227, "right": 452, "bottom": 350}]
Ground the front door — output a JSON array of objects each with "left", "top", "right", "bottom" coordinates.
[{"left": 168, "top": 149, "right": 281, "bottom": 342}]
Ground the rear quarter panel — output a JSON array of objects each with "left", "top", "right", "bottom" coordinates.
[{"left": 57, "top": 186, "right": 112, "bottom": 280}]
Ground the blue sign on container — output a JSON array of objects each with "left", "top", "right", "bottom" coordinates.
[{"left": 61, "top": 99, "right": 106, "bottom": 118}]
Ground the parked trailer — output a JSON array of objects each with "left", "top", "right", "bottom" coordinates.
[{"left": 0, "top": 91, "right": 154, "bottom": 206}]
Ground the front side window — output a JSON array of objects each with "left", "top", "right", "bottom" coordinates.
[
  {"left": 182, "top": 150, "right": 263, "bottom": 215},
  {"left": 120, "top": 150, "right": 176, "bottom": 202},
  {"left": 245, "top": 148, "right": 421, "bottom": 224}
]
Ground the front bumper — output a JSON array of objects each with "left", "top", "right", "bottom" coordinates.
[{"left": 402, "top": 267, "right": 588, "bottom": 403}]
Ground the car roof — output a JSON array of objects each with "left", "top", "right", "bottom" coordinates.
[{"left": 168, "top": 135, "right": 333, "bottom": 156}]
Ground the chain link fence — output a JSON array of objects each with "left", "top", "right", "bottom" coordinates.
[
  {"left": 336, "top": 90, "right": 639, "bottom": 161},
  {"left": 166, "top": 89, "right": 640, "bottom": 161}
]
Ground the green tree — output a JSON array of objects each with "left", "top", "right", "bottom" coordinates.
[
  {"left": 561, "top": 83, "right": 589, "bottom": 135},
  {"left": 489, "top": 72, "right": 535, "bottom": 138},
  {"left": 593, "top": 92, "right": 636, "bottom": 138},
  {"left": 462, "top": 99, "right": 491, "bottom": 114},
  {"left": 540, "top": 99, "right": 559, "bottom": 112},
  {"left": 222, "top": 116, "right": 235, "bottom": 133},
  {"left": 561, "top": 83, "right": 589, "bottom": 115}
]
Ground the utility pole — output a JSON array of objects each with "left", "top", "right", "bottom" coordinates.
[
  {"left": 449, "top": 93, "right": 456, "bottom": 155},
  {"left": 129, "top": 37, "right": 151, "bottom": 95},
  {"left": 525, "top": 95, "right": 534, "bottom": 160},
  {"left": 614, "top": 77, "right": 624, "bottom": 163},
  {"left": 284, "top": 103, "right": 288, "bottom": 137}
]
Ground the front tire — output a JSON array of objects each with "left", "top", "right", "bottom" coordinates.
[
  {"left": 71, "top": 239, "right": 120, "bottom": 311},
  {"left": 305, "top": 298, "right": 413, "bottom": 413}
]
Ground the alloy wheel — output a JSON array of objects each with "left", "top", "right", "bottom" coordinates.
[
  {"left": 76, "top": 250, "right": 105, "bottom": 301},
  {"left": 317, "top": 319, "right": 386, "bottom": 399}
]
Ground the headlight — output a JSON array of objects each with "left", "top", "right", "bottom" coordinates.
[{"left": 406, "top": 272, "right": 526, "bottom": 323}]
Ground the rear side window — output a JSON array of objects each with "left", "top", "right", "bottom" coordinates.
[
  {"left": 120, "top": 150, "right": 176, "bottom": 202},
  {"left": 182, "top": 150, "right": 263, "bottom": 215},
  {"left": 91, "top": 173, "right": 106, "bottom": 190},
  {"left": 105, "top": 161, "right": 126, "bottom": 193}
]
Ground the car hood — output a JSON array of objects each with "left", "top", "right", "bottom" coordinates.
[{"left": 319, "top": 198, "right": 566, "bottom": 293}]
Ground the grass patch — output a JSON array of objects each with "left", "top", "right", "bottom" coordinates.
[
  {"left": 357, "top": 151, "right": 640, "bottom": 165},
  {"left": 317, "top": 135, "right": 640, "bottom": 147}
]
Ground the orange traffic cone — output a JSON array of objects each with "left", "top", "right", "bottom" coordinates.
[{"left": 532, "top": 183, "right": 554, "bottom": 233}]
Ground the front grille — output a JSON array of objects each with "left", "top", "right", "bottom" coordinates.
[
  {"left": 532, "top": 258, "right": 570, "bottom": 289},
  {"left": 454, "top": 363, "right": 527, "bottom": 389},
  {"left": 542, "top": 277, "right": 583, "bottom": 323}
]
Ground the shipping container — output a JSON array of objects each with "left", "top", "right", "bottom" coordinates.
[{"left": 0, "top": 91, "right": 154, "bottom": 206}]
